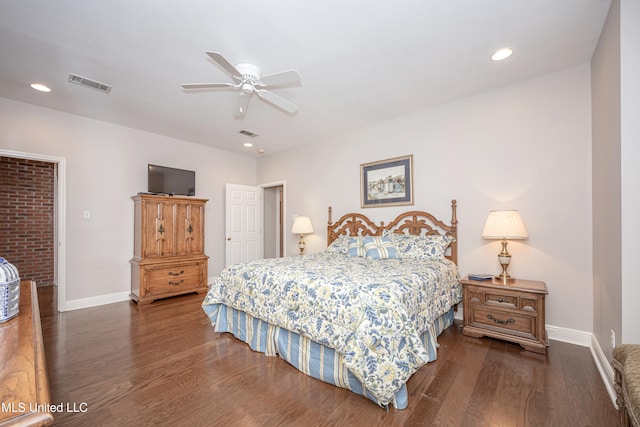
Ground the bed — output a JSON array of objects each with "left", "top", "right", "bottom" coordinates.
[{"left": 202, "top": 200, "right": 461, "bottom": 409}]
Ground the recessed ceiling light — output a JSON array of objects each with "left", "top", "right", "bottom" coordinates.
[
  {"left": 243, "top": 142, "right": 253, "bottom": 148},
  {"left": 30, "top": 83, "right": 51, "bottom": 92},
  {"left": 491, "top": 48, "right": 513, "bottom": 61}
]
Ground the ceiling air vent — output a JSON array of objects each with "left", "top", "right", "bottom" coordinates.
[
  {"left": 239, "top": 129, "right": 259, "bottom": 137},
  {"left": 68, "top": 73, "right": 112, "bottom": 93}
]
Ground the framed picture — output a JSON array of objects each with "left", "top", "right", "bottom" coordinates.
[{"left": 361, "top": 155, "right": 414, "bottom": 208}]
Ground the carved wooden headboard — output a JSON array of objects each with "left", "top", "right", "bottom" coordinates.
[{"left": 327, "top": 199, "right": 458, "bottom": 264}]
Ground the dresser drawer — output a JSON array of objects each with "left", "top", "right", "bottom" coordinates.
[
  {"left": 148, "top": 265, "right": 201, "bottom": 292},
  {"left": 469, "top": 305, "right": 537, "bottom": 340},
  {"left": 144, "top": 262, "right": 206, "bottom": 296}
]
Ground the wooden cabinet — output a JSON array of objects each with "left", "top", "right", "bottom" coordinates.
[
  {"left": 461, "top": 276, "right": 548, "bottom": 354},
  {"left": 130, "top": 194, "right": 208, "bottom": 304}
]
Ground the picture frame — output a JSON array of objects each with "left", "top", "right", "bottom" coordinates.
[{"left": 360, "top": 155, "right": 414, "bottom": 208}]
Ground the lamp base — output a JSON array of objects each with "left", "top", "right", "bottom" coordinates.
[
  {"left": 494, "top": 273, "right": 515, "bottom": 284},
  {"left": 496, "top": 239, "right": 515, "bottom": 283}
]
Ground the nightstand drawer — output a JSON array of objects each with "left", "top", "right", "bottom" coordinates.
[
  {"left": 466, "top": 285, "right": 541, "bottom": 313},
  {"left": 469, "top": 306, "right": 537, "bottom": 340},
  {"left": 483, "top": 291, "right": 517, "bottom": 309}
]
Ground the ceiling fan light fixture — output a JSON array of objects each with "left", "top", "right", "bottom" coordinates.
[
  {"left": 241, "top": 83, "right": 254, "bottom": 94},
  {"left": 491, "top": 47, "right": 513, "bottom": 61}
]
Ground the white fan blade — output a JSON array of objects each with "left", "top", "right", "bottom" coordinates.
[
  {"left": 235, "top": 93, "right": 250, "bottom": 118},
  {"left": 256, "top": 89, "right": 298, "bottom": 114},
  {"left": 206, "top": 51, "right": 242, "bottom": 80},
  {"left": 181, "top": 83, "right": 237, "bottom": 89},
  {"left": 258, "top": 69, "right": 301, "bottom": 87}
]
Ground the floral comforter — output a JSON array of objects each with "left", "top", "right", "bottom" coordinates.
[{"left": 202, "top": 251, "right": 461, "bottom": 405}]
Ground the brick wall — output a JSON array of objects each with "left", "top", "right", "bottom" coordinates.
[{"left": 0, "top": 157, "right": 55, "bottom": 286}]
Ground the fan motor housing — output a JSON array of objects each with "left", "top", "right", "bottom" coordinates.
[{"left": 235, "top": 63, "right": 260, "bottom": 82}]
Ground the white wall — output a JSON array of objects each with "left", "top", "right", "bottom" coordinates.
[
  {"left": 0, "top": 97, "right": 256, "bottom": 304},
  {"left": 258, "top": 65, "right": 593, "bottom": 333},
  {"left": 591, "top": 0, "right": 621, "bottom": 362},
  {"left": 620, "top": 0, "right": 640, "bottom": 344}
]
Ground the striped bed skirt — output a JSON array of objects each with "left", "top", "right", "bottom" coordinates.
[{"left": 202, "top": 304, "right": 456, "bottom": 409}]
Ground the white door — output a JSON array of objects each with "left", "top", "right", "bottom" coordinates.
[{"left": 225, "top": 183, "right": 264, "bottom": 266}]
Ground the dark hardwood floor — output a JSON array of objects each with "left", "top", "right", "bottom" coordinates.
[{"left": 37, "top": 286, "right": 620, "bottom": 426}]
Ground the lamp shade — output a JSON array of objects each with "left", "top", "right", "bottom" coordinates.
[
  {"left": 292, "top": 216, "right": 313, "bottom": 234},
  {"left": 481, "top": 210, "right": 528, "bottom": 240}
]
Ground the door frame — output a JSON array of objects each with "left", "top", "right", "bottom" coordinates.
[
  {"left": 0, "top": 149, "right": 67, "bottom": 312},
  {"left": 260, "top": 180, "right": 287, "bottom": 257}
]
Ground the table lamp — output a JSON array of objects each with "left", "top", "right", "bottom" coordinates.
[
  {"left": 481, "top": 210, "right": 528, "bottom": 282},
  {"left": 292, "top": 216, "right": 313, "bottom": 255}
]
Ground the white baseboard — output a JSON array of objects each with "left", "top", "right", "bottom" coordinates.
[
  {"left": 590, "top": 335, "right": 618, "bottom": 408},
  {"left": 65, "top": 277, "right": 221, "bottom": 311},
  {"left": 65, "top": 291, "right": 130, "bottom": 311},
  {"left": 546, "top": 324, "right": 592, "bottom": 347},
  {"left": 63, "top": 279, "right": 222, "bottom": 311}
]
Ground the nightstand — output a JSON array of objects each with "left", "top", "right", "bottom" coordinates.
[{"left": 461, "top": 275, "right": 548, "bottom": 354}]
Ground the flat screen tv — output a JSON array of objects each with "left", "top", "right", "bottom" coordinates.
[{"left": 147, "top": 164, "right": 195, "bottom": 196}]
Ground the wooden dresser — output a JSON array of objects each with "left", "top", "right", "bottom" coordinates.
[
  {"left": 461, "top": 276, "right": 548, "bottom": 354},
  {"left": 130, "top": 194, "right": 209, "bottom": 305},
  {"left": 0, "top": 280, "right": 53, "bottom": 426}
]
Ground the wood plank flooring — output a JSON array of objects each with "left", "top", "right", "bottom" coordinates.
[{"left": 37, "top": 286, "right": 620, "bottom": 426}]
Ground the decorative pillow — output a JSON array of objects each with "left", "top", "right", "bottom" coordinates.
[
  {"left": 401, "top": 234, "right": 454, "bottom": 260},
  {"left": 381, "top": 230, "right": 454, "bottom": 260},
  {"left": 362, "top": 236, "right": 400, "bottom": 260},
  {"left": 347, "top": 237, "right": 365, "bottom": 257},
  {"left": 326, "top": 235, "right": 350, "bottom": 254}
]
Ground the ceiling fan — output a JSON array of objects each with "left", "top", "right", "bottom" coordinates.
[{"left": 181, "top": 51, "right": 301, "bottom": 118}]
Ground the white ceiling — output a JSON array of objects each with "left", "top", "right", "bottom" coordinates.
[{"left": 0, "top": 0, "right": 610, "bottom": 157}]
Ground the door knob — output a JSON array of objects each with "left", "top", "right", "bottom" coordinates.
[{"left": 226, "top": 237, "right": 231, "bottom": 241}]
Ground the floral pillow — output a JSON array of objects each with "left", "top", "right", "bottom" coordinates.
[
  {"left": 362, "top": 236, "right": 400, "bottom": 260},
  {"left": 326, "top": 235, "right": 351, "bottom": 254},
  {"left": 382, "top": 230, "right": 454, "bottom": 260}
]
